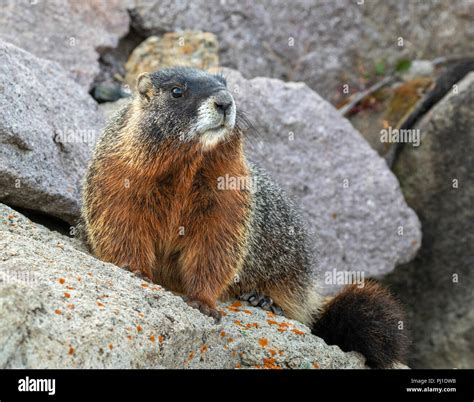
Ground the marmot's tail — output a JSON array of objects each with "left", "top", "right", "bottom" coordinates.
[{"left": 311, "top": 280, "right": 409, "bottom": 368}]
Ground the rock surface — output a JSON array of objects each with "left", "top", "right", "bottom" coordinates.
[
  {"left": 221, "top": 69, "right": 421, "bottom": 292},
  {"left": 0, "top": 40, "right": 105, "bottom": 224},
  {"left": 0, "top": 203, "right": 367, "bottom": 369},
  {"left": 129, "top": 0, "right": 474, "bottom": 102},
  {"left": 385, "top": 72, "right": 474, "bottom": 369},
  {"left": 125, "top": 31, "right": 219, "bottom": 86},
  {"left": 0, "top": 0, "right": 130, "bottom": 89}
]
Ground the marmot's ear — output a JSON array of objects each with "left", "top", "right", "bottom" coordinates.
[{"left": 137, "top": 73, "right": 154, "bottom": 101}]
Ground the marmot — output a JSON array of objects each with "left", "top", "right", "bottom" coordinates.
[{"left": 81, "top": 67, "right": 408, "bottom": 368}]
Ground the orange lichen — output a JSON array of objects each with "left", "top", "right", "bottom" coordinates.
[
  {"left": 66, "top": 286, "right": 75, "bottom": 290},
  {"left": 97, "top": 301, "right": 105, "bottom": 307},
  {"left": 77, "top": 276, "right": 82, "bottom": 282},
  {"left": 220, "top": 330, "right": 226, "bottom": 337},
  {"left": 235, "top": 363, "right": 241, "bottom": 369},
  {"left": 108, "top": 343, "right": 113, "bottom": 350},
  {"left": 158, "top": 335, "right": 164, "bottom": 344},
  {"left": 141, "top": 283, "right": 149, "bottom": 288},
  {"left": 263, "top": 358, "right": 281, "bottom": 369},
  {"left": 54, "top": 309, "right": 62, "bottom": 315},
  {"left": 258, "top": 338, "right": 268, "bottom": 348},
  {"left": 292, "top": 329, "right": 305, "bottom": 335},
  {"left": 233, "top": 320, "right": 244, "bottom": 327},
  {"left": 67, "top": 304, "right": 74, "bottom": 309},
  {"left": 245, "top": 323, "right": 259, "bottom": 329},
  {"left": 58, "top": 278, "right": 65, "bottom": 284},
  {"left": 68, "top": 346, "right": 75, "bottom": 355},
  {"left": 149, "top": 335, "right": 155, "bottom": 343},
  {"left": 200, "top": 345, "right": 208, "bottom": 354},
  {"left": 64, "top": 292, "right": 71, "bottom": 298},
  {"left": 136, "top": 325, "right": 143, "bottom": 332},
  {"left": 269, "top": 349, "right": 277, "bottom": 357},
  {"left": 227, "top": 337, "right": 235, "bottom": 343},
  {"left": 313, "top": 362, "right": 320, "bottom": 368},
  {"left": 227, "top": 301, "right": 242, "bottom": 312},
  {"left": 243, "top": 309, "right": 252, "bottom": 315},
  {"left": 188, "top": 351, "right": 195, "bottom": 360}
]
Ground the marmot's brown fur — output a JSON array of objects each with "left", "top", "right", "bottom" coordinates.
[{"left": 81, "top": 67, "right": 409, "bottom": 367}]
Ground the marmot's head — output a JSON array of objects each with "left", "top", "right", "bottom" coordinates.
[{"left": 134, "top": 67, "right": 238, "bottom": 149}]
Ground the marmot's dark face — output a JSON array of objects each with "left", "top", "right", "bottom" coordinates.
[{"left": 135, "top": 67, "right": 237, "bottom": 149}]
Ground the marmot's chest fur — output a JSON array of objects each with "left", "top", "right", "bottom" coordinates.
[{"left": 85, "top": 134, "right": 250, "bottom": 293}]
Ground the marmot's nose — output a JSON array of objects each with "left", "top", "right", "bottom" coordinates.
[{"left": 214, "top": 91, "right": 233, "bottom": 115}]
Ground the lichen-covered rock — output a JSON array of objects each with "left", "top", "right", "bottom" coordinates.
[
  {"left": 0, "top": 203, "right": 367, "bottom": 369},
  {"left": 125, "top": 31, "right": 219, "bottom": 86},
  {"left": 385, "top": 72, "right": 474, "bottom": 369},
  {"left": 0, "top": 0, "right": 130, "bottom": 89},
  {"left": 0, "top": 40, "right": 105, "bottom": 224}
]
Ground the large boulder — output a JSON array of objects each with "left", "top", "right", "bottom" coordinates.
[
  {"left": 222, "top": 69, "right": 421, "bottom": 293},
  {"left": 0, "top": 203, "right": 367, "bottom": 369},
  {"left": 0, "top": 40, "right": 105, "bottom": 224},
  {"left": 0, "top": 0, "right": 130, "bottom": 89},
  {"left": 129, "top": 0, "right": 474, "bottom": 102},
  {"left": 385, "top": 72, "right": 474, "bottom": 369}
]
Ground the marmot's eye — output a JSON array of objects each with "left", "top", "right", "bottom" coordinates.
[{"left": 171, "top": 87, "right": 184, "bottom": 98}]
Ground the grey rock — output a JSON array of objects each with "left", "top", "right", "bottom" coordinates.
[
  {"left": 99, "top": 98, "right": 132, "bottom": 122},
  {"left": 0, "top": 40, "right": 105, "bottom": 224},
  {"left": 0, "top": 0, "right": 130, "bottom": 89},
  {"left": 129, "top": 0, "right": 474, "bottom": 103},
  {"left": 222, "top": 68, "right": 421, "bottom": 293},
  {"left": 92, "top": 82, "right": 131, "bottom": 103},
  {"left": 385, "top": 72, "right": 474, "bottom": 369},
  {"left": 0, "top": 203, "right": 368, "bottom": 369},
  {"left": 401, "top": 60, "right": 435, "bottom": 81}
]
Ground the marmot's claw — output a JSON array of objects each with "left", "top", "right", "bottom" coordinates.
[
  {"left": 270, "top": 305, "right": 284, "bottom": 315},
  {"left": 239, "top": 291, "right": 284, "bottom": 315},
  {"left": 186, "top": 299, "right": 222, "bottom": 323}
]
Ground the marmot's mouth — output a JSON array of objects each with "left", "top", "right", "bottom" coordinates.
[
  {"left": 199, "top": 124, "right": 232, "bottom": 149},
  {"left": 206, "top": 123, "right": 226, "bottom": 133}
]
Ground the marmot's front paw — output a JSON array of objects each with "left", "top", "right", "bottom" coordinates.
[
  {"left": 239, "top": 291, "right": 284, "bottom": 315},
  {"left": 186, "top": 298, "right": 222, "bottom": 323}
]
